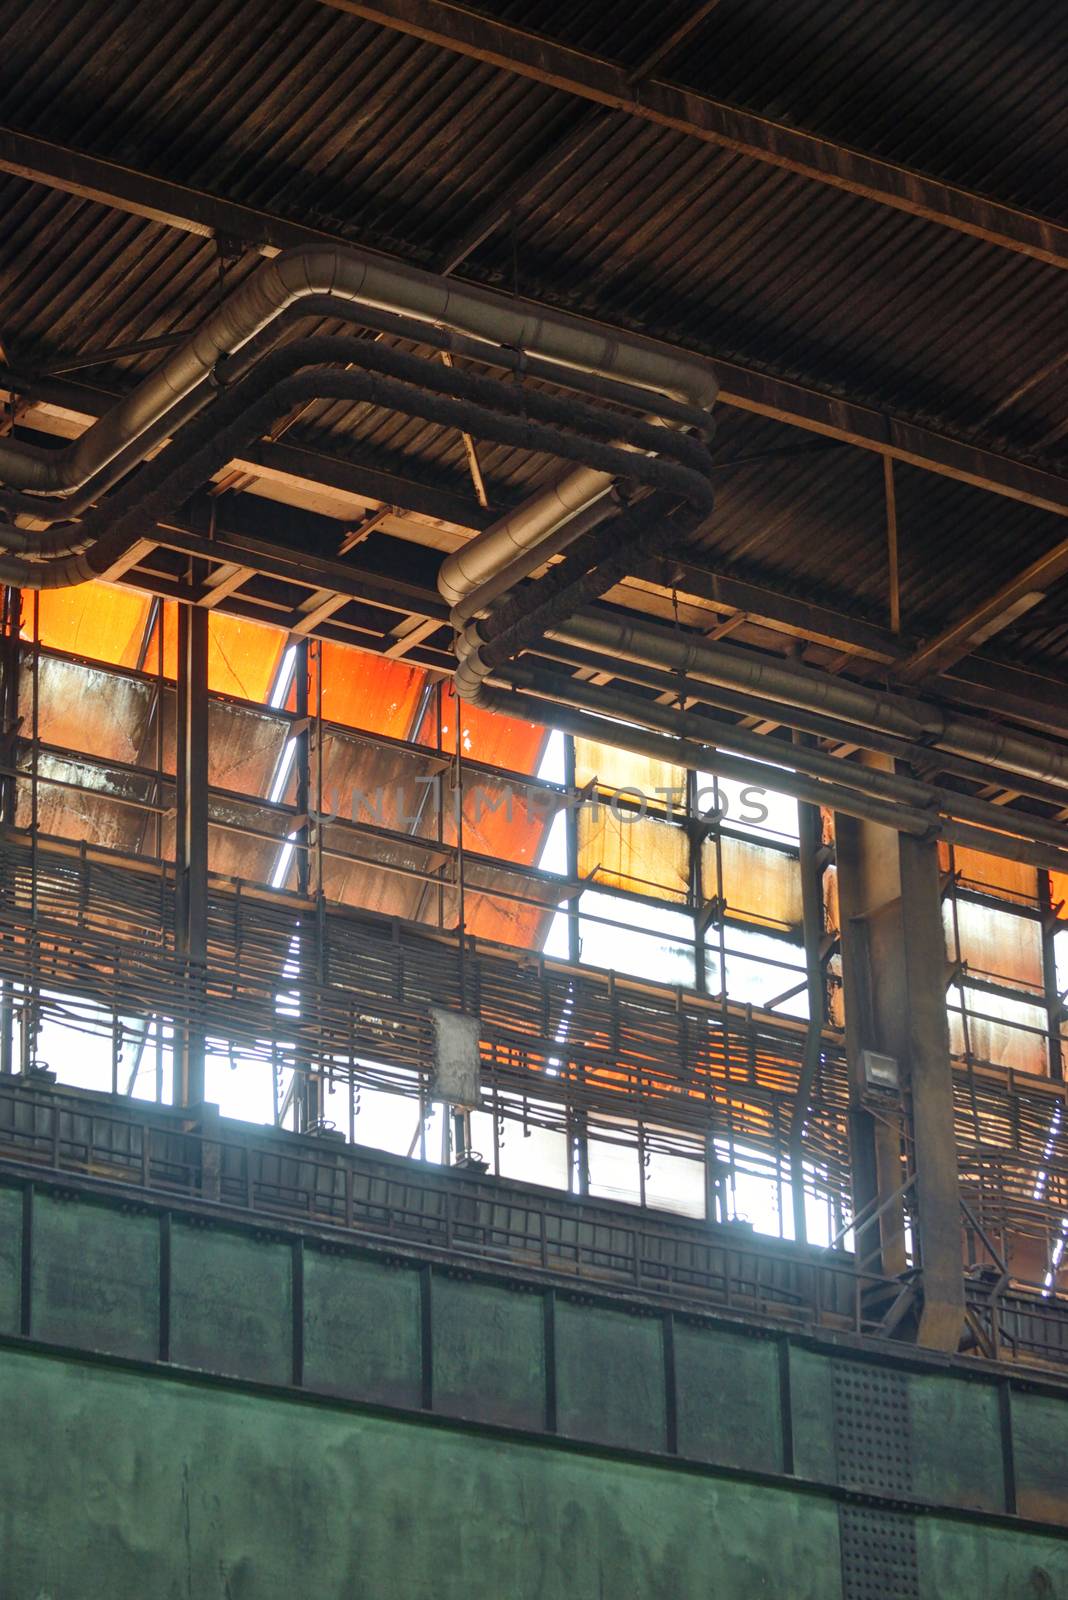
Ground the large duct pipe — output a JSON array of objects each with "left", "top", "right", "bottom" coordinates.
[
  {"left": 480, "top": 675, "right": 1068, "bottom": 873},
  {"left": 0, "top": 245, "right": 717, "bottom": 498},
  {"left": 448, "top": 492, "right": 622, "bottom": 630},
  {"left": 0, "top": 337, "right": 714, "bottom": 585},
  {"left": 438, "top": 469, "right": 617, "bottom": 607},
  {"left": 541, "top": 610, "right": 1068, "bottom": 789},
  {"left": 498, "top": 662, "right": 1068, "bottom": 858},
  {"left": 0, "top": 298, "right": 713, "bottom": 528}
]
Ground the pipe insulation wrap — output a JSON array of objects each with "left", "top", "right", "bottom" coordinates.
[
  {"left": 0, "top": 245, "right": 717, "bottom": 496},
  {"left": 535, "top": 612, "right": 1068, "bottom": 789},
  {"left": 437, "top": 469, "right": 615, "bottom": 605}
]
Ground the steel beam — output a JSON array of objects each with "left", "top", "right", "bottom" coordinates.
[
  {"left": 835, "top": 777, "right": 965, "bottom": 1351},
  {"left": 664, "top": 560, "right": 901, "bottom": 662},
  {"left": 174, "top": 601, "right": 209, "bottom": 1107},
  {"left": 0, "top": 127, "right": 330, "bottom": 253},
  {"left": 898, "top": 834, "right": 966, "bottom": 1351},
  {"left": 896, "top": 540, "right": 1068, "bottom": 682},
  {"left": 319, "top": 0, "right": 1068, "bottom": 271},
  {"left": 2, "top": 132, "right": 1068, "bottom": 513}
]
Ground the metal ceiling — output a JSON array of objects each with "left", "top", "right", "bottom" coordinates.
[{"left": 1, "top": 0, "right": 1067, "bottom": 684}]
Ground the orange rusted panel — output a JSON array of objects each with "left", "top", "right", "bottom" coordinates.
[{"left": 27, "top": 582, "right": 151, "bottom": 669}]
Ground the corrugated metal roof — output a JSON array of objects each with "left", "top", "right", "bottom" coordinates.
[{"left": 2, "top": 0, "right": 1068, "bottom": 681}]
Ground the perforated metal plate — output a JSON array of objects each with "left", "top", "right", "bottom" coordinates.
[
  {"left": 833, "top": 1361, "right": 919, "bottom": 1599},
  {"left": 838, "top": 1507, "right": 919, "bottom": 1600}
]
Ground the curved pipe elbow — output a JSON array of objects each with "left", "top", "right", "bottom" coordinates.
[{"left": 0, "top": 244, "right": 716, "bottom": 498}]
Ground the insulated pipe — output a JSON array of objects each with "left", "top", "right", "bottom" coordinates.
[
  {"left": 479, "top": 677, "right": 1068, "bottom": 873},
  {"left": 552, "top": 611, "right": 941, "bottom": 742},
  {"left": 474, "top": 684, "right": 937, "bottom": 837},
  {"left": 0, "top": 341, "right": 713, "bottom": 584},
  {"left": 498, "top": 662, "right": 1068, "bottom": 857},
  {"left": 0, "top": 244, "right": 717, "bottom": 496},
  {"left": 438, "top": 468, "right": 617, "bottom": 606},
  {"left": 531, "top": 637, "right": 1068, "bottom": 812},
  {"left": 544, "top": 610, "right": 1068, "bottom": 789},
  {"left": 453, "top": 501, "right": 705, "bottom": 700},
  {"left": 0, "top": 339, "right": 714, "bottom": 575},
  {"left": 448, "top": 491, "right": 622, "bottom": 630},
  {"left": 0, "top": 298, "right": 712, "bottom": 527}
]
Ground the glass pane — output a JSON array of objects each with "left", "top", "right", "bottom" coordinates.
[
  {"left": 204, "top": 1051, "right": 276, "bottom": 1126},
  {"left": 577, "top": 804, "right": 689, "bottom": 902},
  {"left": 18, "top": 753, "right": 152, "bottom": 854},
  {"left": 1050, "top": 872, "right": 1068, "bottom": 919},
  {"left": 449, "top": 861, "right": 560, "bottom": 951},
  {"left": 696, "top": 770, "right": 799, "bottom": 843},
  {"left": 643, "top": 1133, "right": 706, "bottom": 1219},
  {"left": 949, "top": 986, "right": 1049, "bottom": 1075},
  {"left": 493, "top": 1104, "right": 570, "bottom": 1190},
  {"left": 577, "top": 889, "right": 695, "bottom": 985},
  {"left": 353, "top": 1082, "right": 427, "bottom": 1158},
  {"left": 587, "top": 1122, "right": 643, "bottom": 1205},
  {"left": 318, "top": 642, "right": 428, "bottom": 740},
  {"left": 428, "top": 682, "right": 548, "bottom": 775},
  {"left": 706, "top": 926, "right": 808, "bottom": 1016},
  {"left": 23, "top": 655, "right": 154, "bottom": 765},
  {"left": 574, "top": 736, "right": 685, "bottom": 807},
  {"left": 537, "top": 729, "right": 567, "bottom": 787},
  {"left": 452, "top": 773, "right": 555, "bottom": 868},
  {"left": 702, "top": 833, "right": 803, "bottom": 931},
  {"left": 537, "top": 808, "right": 568, "bottom": 875},
  {"left": 945, "top": 898, "right": 1044, "bottom": 991},
  {"left": 208, "top": 700, "right": 290, "bottom": 798},
  {"left": 30, "top": 582, "right": 151, "bottom": 669},
  {"left": 940, "top": 841, "right": 1039, "bottom": 906},
  {"left": 208, "top": 611, "right": 287, "bottom": 703}
]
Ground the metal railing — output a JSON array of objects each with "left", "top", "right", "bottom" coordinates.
[{"left": 0, "top": 1074, "right": 892, "bottom": 1337}]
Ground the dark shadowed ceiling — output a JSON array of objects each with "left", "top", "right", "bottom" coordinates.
[{"left": 2, "top": 0, "right": 1068, "bottom": 711}]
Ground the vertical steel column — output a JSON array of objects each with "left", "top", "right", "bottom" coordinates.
[
  {"left": 0, "top": 586, "right": 20, "bottom": 826},
  {"left": 834, "top": 805, "right": 909, "bottom": 1280},
  {"left": 1039, "top": 869, "right": 1063, "bottom": 1083},
  {"left": 291, "top": 639, "right": 320, "bottom": 1132},
  {"left": 0, "top": 587, "right": 20, "bottom": 1076},
  {"left": 173, "top": 602, "right": 208, "bottom": 1107},
  {"left": 789, "top": 779, "right": 826, "bottom": 1244},
  {"left": 837, "top": 782, "right": 965, "bottom": 1350},
  {"left": 899, "top": 832, "right": 966, "bottom": 1350}
]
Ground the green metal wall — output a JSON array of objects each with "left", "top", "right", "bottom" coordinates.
[
  {"left": 1, "top": 1180, "right": 1066, "bottom": 1596},
  {"left": 1, "top": 1346, "right": 1065, "bottom": 1599}
]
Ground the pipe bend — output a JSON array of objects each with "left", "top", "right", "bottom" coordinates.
[{"left": 0, "top": 245, "right": 717, "bottom": 497}]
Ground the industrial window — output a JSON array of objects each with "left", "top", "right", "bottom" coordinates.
[
  {"left": 573, "top": 735, "right": 685, "bottom": 804},
  {"left": 473, "top": 1098, "right": 571, "bottom": 1191},
  {"left": 696, "top": 769, "right": 800, "bottom": 845},
  {"left": 575, "top": 889, "right": 697, "bottom": 987},
  {"left": 586, "top": 1117, "right": 644, "bottom": 1207},
  {"left": 941, "top": 840, "right": 1056, "bottom": 1077},
  {"left": 701, "top": 832, "right": 804, "bottom": 932},
  {"left": 8, "top": 590, "right": 841, "bottom": 1239},
  {"left": 577, "top": 804, "right": 690, "bottom": 902},
  {"left": 706, "top": 927, "right": 809, "bottom": 1018},
  {"left": 948, "top": 987, "right": 1050, "bottom": 1077},
  {"left": 30, "top": 582, "right": 152, "bottom": 670}
]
